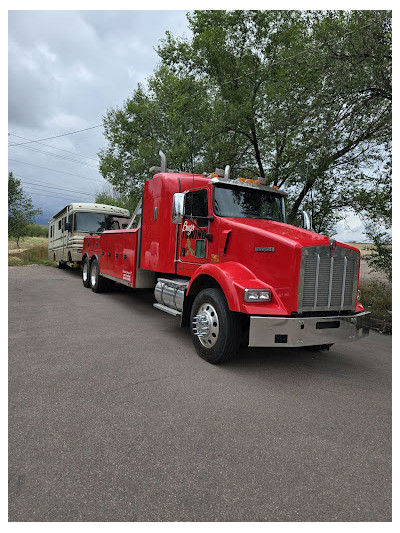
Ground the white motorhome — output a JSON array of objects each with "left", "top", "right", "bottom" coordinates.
[{"left": 48, "top": 202, "right": 130, "bottom": 268}]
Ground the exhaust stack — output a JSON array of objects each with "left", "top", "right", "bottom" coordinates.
[
  {"left": 149, "top": 150, "right": 172, "bottom": 174},
  {"left": 159, "top": 150, "right": 166, "bottom": 172}
]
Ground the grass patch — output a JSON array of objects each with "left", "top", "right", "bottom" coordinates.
[
  {"left": 359, "top": 279, "right": 392, "bottom": 334},
  {"left": 8, "top": 243, "right": 56, "bottom": 267},
  {"left": 8, "top": 236, "right": 48, "bottom": 251}
]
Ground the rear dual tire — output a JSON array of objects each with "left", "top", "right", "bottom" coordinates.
[
  {"left": 82, "top": 257, "right": 91, "bottom": 288},
  {"left": 88, "top": 257, "right": 114, "bottom": 293}
]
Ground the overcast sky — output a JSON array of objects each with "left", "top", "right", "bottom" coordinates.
[{"left": 8, "top": 9, "right": 367, "bottom": 241}]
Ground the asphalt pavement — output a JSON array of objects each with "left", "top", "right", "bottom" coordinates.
[{"left": 8, "top": 265, "right": 392, "bottom": 521}]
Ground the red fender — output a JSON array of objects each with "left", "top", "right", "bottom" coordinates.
[{"left": 187, "top": 261, "right": 289, "bottom": 315}]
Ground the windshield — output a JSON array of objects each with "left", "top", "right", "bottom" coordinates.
[
  {"left": 74, "top": 212, "right": 129, "bottom": 233},
  {"left": 213, "top": 184, "right": 284, "bottom": 222}
]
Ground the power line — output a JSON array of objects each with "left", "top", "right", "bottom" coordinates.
[
  {"left": 10, "top": 144, "right": 99, "bottom": 169},
  {"left": 8, "top": 124, "right": 103, "bottom": 147},
  {"left": 8, "top": 133, "right": 99, "bottom": 162},
  {"left": 8, "top": 158, "right": 105, "bottom": 183},
  {"left": 24, "top": 189, "right": 88, "bottom": 202},
  {"left": 25, "top": 186, "right": 94, "bottom": 200},
  {"left": 16, "top": 177, "right": 95, "bottom": 198}
]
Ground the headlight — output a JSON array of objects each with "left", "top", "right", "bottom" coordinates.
[
  {"left": 244, "top": 289, "right": 271, "bottom": 302},
  {"left": 357, "top": 289, "right": 361, "bottom": 301}
]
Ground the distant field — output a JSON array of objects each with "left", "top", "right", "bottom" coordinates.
[
  {"left": 8, "top": 236, "right": 48, "bottom": 251},
  {"left": 345, "top": 242, "right": 375, "bottom": 257},
  {"left": 8, "top": 237, "right": 53, "bottom": 266}
]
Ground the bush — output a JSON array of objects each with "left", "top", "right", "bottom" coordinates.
[
  {"left": 363, "top": 224, "right": 392, "bottom": 282},
  {"left": 25, "top": 223, "right": 48, "bottom": 237},
  {"left": 359, "top": 279, "right": 392, "bottom": 334}
]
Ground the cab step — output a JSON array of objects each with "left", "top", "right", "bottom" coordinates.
[{"left": 153, "top": 303, "right": 182, "bottom": 316}]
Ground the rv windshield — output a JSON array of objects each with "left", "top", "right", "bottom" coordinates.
[
  {"left": 74, "top": 212, "right": 127, "bottom": 233},
  {"left": 213, "top": 183, "right": 284, "bottom": 222}
]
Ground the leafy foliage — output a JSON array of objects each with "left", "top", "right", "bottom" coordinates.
[
  {"left": 359, "top": 279, "right": 391, "bottom": 333},
  {"left": 25, "top": 223, "right": 48, "bottom": 237},
  {"left": 95, "top": 185, "right": 140, "bottom": 215},
  {"left": 363, "top": 225, "right": 392, "bottom": 281},
  {"left": 98, "top": 10, "right": 391, "bottom": 235},
  {"left": 8, "top": 172, "right": 42, "bottom": 247}
]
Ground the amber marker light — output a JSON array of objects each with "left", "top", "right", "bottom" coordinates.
[{"left": 210, "top": 254, "right": 220, "bottom": 263}]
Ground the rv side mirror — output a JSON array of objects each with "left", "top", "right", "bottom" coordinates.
[
  {"left": 65, "top": 222, "right": 72, "bottom": 232},
  {"left": 172, "top": 193, "right": 185, "bottom": 224},
  {"left": 301, "top": 211, "right": 312, "bottom": 231}
]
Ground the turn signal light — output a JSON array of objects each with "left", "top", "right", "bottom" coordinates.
[{"left": 210, "top": 254, "right": 220, "bottom": 263}]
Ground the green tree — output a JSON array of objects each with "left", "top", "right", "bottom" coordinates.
[
  {"left": 354, "top": 160, "right": 392, "bottom": 280},
  {"left": 95, "top": 185, "right": 140, "bottom": 215},
  {"left": 99, "top": 10, "right": 391, "bottom": 235},
  {"left": 25, "top": 223, "right": 48, "bottom": 237},
  {"left": 8, "top": 172, "right": 42, "bottom": 247}
]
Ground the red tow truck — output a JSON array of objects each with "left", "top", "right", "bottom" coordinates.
[{"left": 81, "top": 153, "right": 369, "bottom": 364}]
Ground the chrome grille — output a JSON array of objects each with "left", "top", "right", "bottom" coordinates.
[{"left": 298, "top": 246, "right": 359, "bottom": 312}]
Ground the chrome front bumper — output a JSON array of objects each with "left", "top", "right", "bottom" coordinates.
[{"left": 248, "top": 311, "right": 370, "bottom": 348}]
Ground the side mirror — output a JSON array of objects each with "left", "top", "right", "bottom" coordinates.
[
  {"left": 172, "top": 193, "right": 185, "bottom": 224},
  {"left": 301, "top": 211, "right": 312, "bottom": 231},
  {"left": 65, "top": 222, "right": 72, "bottom": 232}
]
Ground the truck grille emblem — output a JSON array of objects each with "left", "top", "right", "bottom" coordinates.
[{"left": 329, "top": 238, "right": 337, "bottom": 257}]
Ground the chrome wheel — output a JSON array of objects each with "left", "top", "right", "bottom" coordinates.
[
  {"left": 190, "top": 288, "right": 241, "bottom": 364},
  {"left": 90, "top": 261, "right": 98, "bottom": 287},
  {"left": 82, "top": 261, "right": 89, "bottom": 283},
  {"left": 193, "top": 302, "right": 220, "bottom": 348}
]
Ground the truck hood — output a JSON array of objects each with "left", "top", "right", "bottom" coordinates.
[
  {"left": 223, "top": 217, "right": 332, "bottom": 249},
  {"left": 218, "top": 218, "right": 359, "bottom": 315}
]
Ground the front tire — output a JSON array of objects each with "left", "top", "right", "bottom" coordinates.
[{"left": 190, "top": 288, "right": 241, "bottom": 364}]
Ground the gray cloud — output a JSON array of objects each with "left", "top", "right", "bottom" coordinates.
[{"left": 8, "top": 10, "right": 190, "bottom": 223}]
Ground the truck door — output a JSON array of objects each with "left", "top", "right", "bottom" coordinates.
[{"left": 179, "top": 188, "right": 210, "bottom": 265}]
